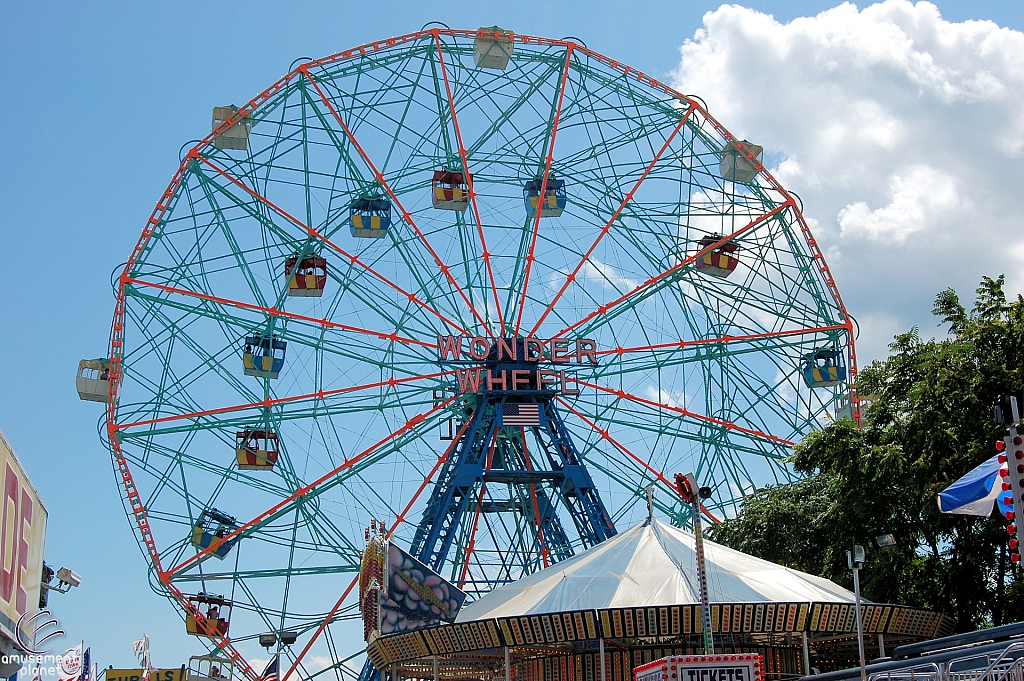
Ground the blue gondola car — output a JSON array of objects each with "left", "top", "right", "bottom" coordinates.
[
  {"left": 350, "top": 197, "right": 393, "bottom": 238},
  {"left": 523, "top": 176, "right": 566, "bottom": 218},
  {"left": 243, "top": 335, "right": 286, "bottom": 379},
  {"left": 801, "top": 348, "right": 847, "bottom": 388},
  {"left": 191, "top": 509, "right": 239, "bottom": 561}
]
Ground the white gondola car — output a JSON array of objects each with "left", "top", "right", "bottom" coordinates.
[
  {"left": 76, "top": 358, "right": 110, "bottom": 402},
  {"left": 719, "top": 140, "right": 763, "bottom": 183},
  {"left": 212, "top": 106, "right": 251, "bottom": 151},
  {"left": 473, "top": 26, "right": 514, "bottom": 70}
]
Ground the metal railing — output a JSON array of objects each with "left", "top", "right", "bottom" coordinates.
[
  {"left": 869, "top": 662, "right": 941, "bottom": 681},
  {"left": 868, "top": 641, "right": 1024, "bottom": 681}
]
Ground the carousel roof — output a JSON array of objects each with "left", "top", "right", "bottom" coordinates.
[{"left": 457, "top": 518, "right": 856, "bottom": 622}]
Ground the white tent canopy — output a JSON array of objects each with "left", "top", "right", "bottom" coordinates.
[{"left": 457, "top": 518, "right": 856, "bottom": 622}]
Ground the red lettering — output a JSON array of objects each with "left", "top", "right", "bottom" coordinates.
[
  {"left": 511, "top": 370, "right": 531, "bottom": 390},
  {"left": 16, "top": 488, "right": 32, "bottom": 614},
  {"left": 497, "top": 337, "right": 517, "bottom": 361},
  {"left": 551, "top": 340, "right": 570, "bottom": 363},
  {"left": 575, "top": 338, "right": 598, "bottom": 364},
  {"left": 560, "top": 371, "right": 580, "bottom": 395},
  {"left": 525, "top": 338, "right": 544, "bottom": 362},
  {"left": 486, "top": 370, "right": 508, "bottom": 391},
  {"left": 455, "top": 369, "right": 483, "bottom": 393},
  {"left": 1, "top": 464, "right": 18, "bottom": 604},
  {"left": 468, "top": 336, "right": 490, "bottom": 360},
  {"left": 437, "top": 335, "right": 463, "bottom": 360},
  {"left": 538, "top": 370, "right": 558, "bottom": 391}
]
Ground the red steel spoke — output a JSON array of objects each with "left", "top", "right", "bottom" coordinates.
[
  {"left": 529, "top": 105, "right": 695, "bottom": 336},
  {"left": 553, "top": 202, "right": 793, "bottom": 339},
  {"left": 598, "top": 323, "right": 851, "bottom": 358},
  {"left": 432, "top": 32, "right": 505, "bottom": 330},
  {"left": 514, "top": 44, "right": 574, "bottom": 337},
  {"left": 287, "top": 576, "right": 358, "bottom": 681},
  {"left": 128, "top": 277, "right": 433, "bottom": 349},
  {"left": 166, "top": 395, "right": 459, "bottom": 577},
  {"left": 116, "top": 371, "right": 449, "bottom": 432},
  {"left": 284, "top": 422, "right": 468, "bottom": 681},
  {"left": 196, "top": 154, "right": 471, "bottom": 337},
  {"left": 556, "top": 397, "right": 721, "bottom": 523},
  {"left": 300, "top": 66, "right": 496, "bottom": 338}
]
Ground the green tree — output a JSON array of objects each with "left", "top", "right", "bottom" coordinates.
[{"left": 710, "top": 276, "right": 1024, "bottom": 630}]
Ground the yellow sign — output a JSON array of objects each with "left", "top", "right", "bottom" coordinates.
[
  {"left": 106, "top": 670, "right": 185, "bottom": 681},
  {"left": 0, "top": 428, "right": 48, "bottom": 644}
]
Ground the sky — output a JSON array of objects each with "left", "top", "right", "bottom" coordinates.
[{"left": 1, "top": 0, "right": 1022, "bottom": 672}]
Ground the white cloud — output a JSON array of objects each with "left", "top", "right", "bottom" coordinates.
[
  {"left": 580, "top": 258, "right": 640, "bottom": 291},
  {"left": 643, "top": 384, "right": 687, "bottom": 409},
  {"left": 673, "top": 1, "right": 1024, "bottom": 361},
  {"left": 837, "top": 165, "right": 959, "bottom": 244}
]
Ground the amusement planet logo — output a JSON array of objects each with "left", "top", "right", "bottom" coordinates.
[{"left": 16, "top": 608, "right": 66, "bottom": 654}]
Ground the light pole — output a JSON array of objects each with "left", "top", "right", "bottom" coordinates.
[{"left": 847, "top": 545, "right": 867, "bottom": 681}]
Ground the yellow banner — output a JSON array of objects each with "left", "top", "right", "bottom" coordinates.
[
  {"left": 0, "top": 429, "right": 48, "bottom": 643},
  {"left": 106, "top": 670, "right": 185, "bottom": 681}
]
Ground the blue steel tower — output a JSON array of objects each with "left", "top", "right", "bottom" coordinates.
[{"left": 360, "top": 337, "right": 616, "bottom": 681}]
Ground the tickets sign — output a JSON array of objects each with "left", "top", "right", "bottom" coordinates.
[{"left": 635, "top": 654, "right": 765, "bottom": 681}]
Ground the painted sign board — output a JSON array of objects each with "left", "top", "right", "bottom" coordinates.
[
  {"left": 635, "top": 654, "right": 765, "bottom": 681},
  {"left": 106, "top": 669, "right": 186, "bottom": 681},
  {"left": 380, "top": 542, "right": 466, "bottom": 635},
  {"left": 0, "top": 428, "right": 48, "bottom": 648}
]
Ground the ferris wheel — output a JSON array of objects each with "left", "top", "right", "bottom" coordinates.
[{"left": 84, "top": 26, "right": 857, "bottom": 681}]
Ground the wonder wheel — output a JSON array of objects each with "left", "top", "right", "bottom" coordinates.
[{"left": 88, "top": 27, "right": 857, "bottom": 681}]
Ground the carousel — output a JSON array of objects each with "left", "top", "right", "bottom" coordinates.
[{"left": 362, "top": 518, "right": 953, "bottom": 681}]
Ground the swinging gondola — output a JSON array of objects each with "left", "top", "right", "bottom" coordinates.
[
  {"left": 350, "top": 197, "right": 393, "bottom": 238},
  {"left": 242, "top": 334, "right": 286, "bottom": 379},
  {"left": 694, "top": 234, "right": 739, "bottom": 279},
  {"left": 185, "top": 593, "right": 231, "bottom": 638},
  {"left": 523, "top": 176, "right": 567, "bottom": 218},
  {"left": 473, "top": 26, "right": 514, "bottom": 70},
  {"left": 190, "top": 509, "right": 239, "bottom": 560},
  {"left": 432, "top": 170, "right": 470, "bottom": 212},
  {"left": 235, "top": 429, "right": 279, "bottom": 471},
  {"left": 801, "top": 347, "right": 847, "bottom": 388},
  {"left": 284, "top": 255, "right": 327, "bottom": 296}
]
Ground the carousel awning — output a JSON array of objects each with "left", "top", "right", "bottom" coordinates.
[{"left": 457, "top": 518, "right": 856, "bottom": 622}]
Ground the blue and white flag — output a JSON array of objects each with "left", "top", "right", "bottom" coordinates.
[{"left": 938, "top": 454, "right": 1012, "bottom": 516}]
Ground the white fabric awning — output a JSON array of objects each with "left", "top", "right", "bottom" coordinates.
[{"left": 457, "top": 518, "right": 856, "bottom": 622}]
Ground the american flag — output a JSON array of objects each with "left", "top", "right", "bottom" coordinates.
[
  {"left": 502, "top": 402, "right": 540, "bottom": 427},
  {"left": 260, "top": 657, "right": 279, "bottom": 681}
]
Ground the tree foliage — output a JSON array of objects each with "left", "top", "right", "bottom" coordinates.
[{"left": 710, "top": 276, "right": 1024, "bottom": 630}]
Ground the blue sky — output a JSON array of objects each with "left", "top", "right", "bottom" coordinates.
[{"left": 1, "top": 0, "right": 1022, "bottom": 671}]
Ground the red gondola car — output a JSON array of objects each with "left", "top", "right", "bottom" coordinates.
[
  {"left": 694, "top": 234, "right": 739, "bottom": 279},
  {"left": 235, "top": 429, "right": 279, "bottom": 471},
  {"left": 284, "top": 256, "right": 327, "bottom": 297},
  {"left": 186, "top": 593, "right": 231, "bottom": 638},
  {"left": 432, "top": 170, "right": 471, "bottom": 212}
]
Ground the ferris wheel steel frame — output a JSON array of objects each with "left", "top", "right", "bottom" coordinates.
[{"left": 100, "top": 27, "right": 861, "bottom": 681}]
